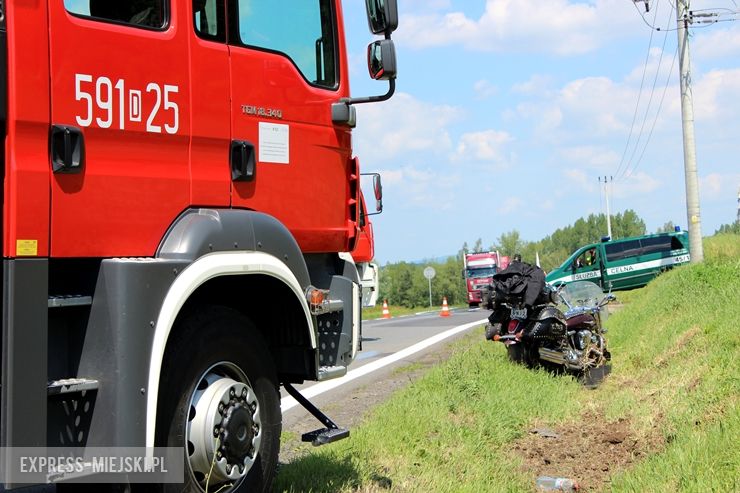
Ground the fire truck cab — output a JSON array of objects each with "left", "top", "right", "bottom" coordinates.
[{"left": 1, "top": 0, "right": 397, "bottom": 491}]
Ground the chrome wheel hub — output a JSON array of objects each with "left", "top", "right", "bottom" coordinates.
[{"left": 187, "top": 365, "right": 261, "bottom": 488}]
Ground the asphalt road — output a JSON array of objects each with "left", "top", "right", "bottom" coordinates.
[{"left": 280, "top": 308, "right": 489, "bottom": 437}]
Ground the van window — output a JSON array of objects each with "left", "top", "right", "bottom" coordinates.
[
  {"left": 670, "top": 236, "right": 685, "bottom": 250},
  {"left": 233, "top": 0, "right": 337, "bottom": 88},
  {"left": 640, "top": 235, "right": 672, "bottom": 254},
  {"left": 575, "top": 247, "right": 599, "bottom": 268},
  {"left": 605, "top": 239, "right": 642, "bottom": 262},
  {"left": 66, "top": 0, "right": 167, "bottom": 29}
]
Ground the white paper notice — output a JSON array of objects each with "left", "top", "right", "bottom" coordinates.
[{"left": 258, "top": 122, "right": 289, "bottom": 164}]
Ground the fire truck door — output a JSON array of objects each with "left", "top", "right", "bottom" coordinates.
[
  {"left": 228, "top": 0, "right": 353, "bottom": 252},
  {"left": 47, "top": 1, "right": 191, "bottom": 257}
]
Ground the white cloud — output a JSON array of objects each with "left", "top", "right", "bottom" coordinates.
[
  {"left": 613, "top": 171, "right": 661, "bottom": 197},
  {"left": 560, "top": 146, "right": 620, "bottom": 171},
  {"left": 559, "top": 77, "right": 629, "bottom": 135},
  {"left": 512, "top": 75, "right": 554, "bottom": 95},
  {"left": 353, "top": 93, "right": 463, "bottom": 163},
  {"left": 473, "top": 79, "right": 498, "bottom": 100},
  {"left": 508, "top": 55, "right": 740, "bottom": 148},
  {"left": 511, "top": 71, "right": 679, "bottom": 143},
  {"left": 397, "top": 0, "right": 638, "bottom": 55},
  {"left": 702, "top": 173, "right": 723, "bottom": 196},
  {"left": 453, "top": 129, "right": 514, "bottom": 165},
  {"left": 693, "top": 68, "right": 740, "bottom": 124},
  {"left": 497, "top": 197, "right": 524, "bottom": 215},
  {"left": 700, "top": 173, "right": 740, "bottom": 200},
  {"left": 564, "top": 168, "right": 595, "bottom": 192},
  {"left": 624, "top": 47, "right": 677, "bottom": 86},
  {"left": 400, "top": 0, "right": 452, "bottom": 13},
  {"left": 378, "top": 165, "right": 461, "bottom": 210},
  {"left": 693, "top": 26, "right": 740, "bottom": 60}
]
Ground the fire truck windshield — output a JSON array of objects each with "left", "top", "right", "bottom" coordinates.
[{"left": 466, "top": 267, "right": 495, "bottom": 278}]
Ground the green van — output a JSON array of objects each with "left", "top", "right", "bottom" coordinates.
[{"left": 545, "top": 231, "right": 691, "bottom": 290}]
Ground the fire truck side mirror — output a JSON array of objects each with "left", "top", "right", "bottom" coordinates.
[
  {"left": 373, "top": 174, "right": 383, "bottom": 213},
  {"left": 336, "top": 2, "right": 398, "bottom": 112},
  {"left": 361, "top": 173, "right": 383, "bottom": 215},
  {"left": 367, "top": 39, "right": 397, "bottom": 81},
  {"left": 365, "top": 0, "right": 398, "bottom": 35}
]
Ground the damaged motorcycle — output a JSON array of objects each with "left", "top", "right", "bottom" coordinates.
[{"left": 483, "top": 260, "right": 613, "bottom": 387}]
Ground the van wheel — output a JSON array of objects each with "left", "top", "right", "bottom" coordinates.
[{"left": 156, "top": 306, "right": 280, "bottom": 493}]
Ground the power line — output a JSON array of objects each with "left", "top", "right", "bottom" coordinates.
[
  {"left": 623, "top": 44, "right": 679, "bottom": 180},
  {"left": 631, "top": 2, "right": 738, "bottom": 31},
  {"left": 620, "top": 0, "right": 735, "bottom": 182},
  {"left": 632, "top": 0, "right": 673, "bottom": 30},
  {"left": 619, "top": 5, "right": 675, "bottom": 181},
  {"left": 615, "top": 0, "right": 662, "bottom": 180}
]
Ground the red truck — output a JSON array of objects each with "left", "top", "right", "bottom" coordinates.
[
  {"left": 463, "top": 251, "right": 510, "bottom": 308},
  {"left": 0, "top": 1, "right": 397, "bottom": 491}
]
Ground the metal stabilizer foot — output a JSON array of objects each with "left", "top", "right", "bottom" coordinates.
[
  {"left": 582, "top": 364, "right": 612, "bottom": 389},
  {"left": 283, "top": 383, "right": 350, "bottom": 446}
]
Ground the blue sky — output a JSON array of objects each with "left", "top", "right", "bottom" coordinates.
[{"left": 343, "top": 0, "right": 740, "bottom": 263}]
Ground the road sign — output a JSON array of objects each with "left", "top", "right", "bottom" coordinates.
[{"left": 423, "top": 266, "right": 435, "bottom": 308}]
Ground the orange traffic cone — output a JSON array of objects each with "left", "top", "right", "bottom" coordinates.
[
  {"left": 440, "top": 296, "right": 451, "bottom": 317},
  {"left": 381, "top": 299, "right": 391, "bottom": 319}
]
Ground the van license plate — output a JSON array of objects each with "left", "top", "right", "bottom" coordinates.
[{"left": 511, "top": 307, "right": 527, "bottom": 319}]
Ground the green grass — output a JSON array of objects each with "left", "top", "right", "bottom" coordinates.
[{"left": 276, "top": 235, "right": 740, "bottom": 492}]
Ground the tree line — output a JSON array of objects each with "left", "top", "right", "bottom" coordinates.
[{"left": 378, "top": 209, "right": 647, "bottom": 308}]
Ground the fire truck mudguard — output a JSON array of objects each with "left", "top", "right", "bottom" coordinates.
[
  {"left": 146, "top": 249, "right": 313, "bottom": 449},
  {"left": 157, "top": 209, "right": 311, "bottom": 289}
]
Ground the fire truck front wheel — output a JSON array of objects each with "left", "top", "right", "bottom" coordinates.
[{"left": 156, "top": 306, "right": 281, "bottom": 493}]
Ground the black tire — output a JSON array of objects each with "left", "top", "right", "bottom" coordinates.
[
  {"left": 155, "top": 306, "right": 281, "bottom": 493},
  {"left": 468, "top": 302, "right": 479, "bottom": 309},
  {"left": 506, "top": 344, "right": 526, "bottom": 364}
]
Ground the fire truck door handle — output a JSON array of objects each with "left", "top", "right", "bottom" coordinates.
[
  {"left": 50, "top": 125, "right": 84, "bottom": 174},
  {"left": 230, "top": 140, "right": 256, "bottom": 182}
]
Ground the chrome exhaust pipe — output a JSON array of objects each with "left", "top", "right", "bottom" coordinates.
[{"left": 538, "top": 347, "right": 566, "bottom": 365}]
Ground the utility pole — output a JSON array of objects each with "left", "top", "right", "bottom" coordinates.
[
  {"left": 599, "top": 176, "right": 613, "bottom": 239},
  {"left": 676, "top": 0, "right": 704, "bottom": 263},
  {"left": 605, "top": 176, "right": 613, "bottom": 239}
]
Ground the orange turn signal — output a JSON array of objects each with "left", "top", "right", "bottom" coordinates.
[{"left": 309, "top": 288, "right": 325, "bottom": 306}]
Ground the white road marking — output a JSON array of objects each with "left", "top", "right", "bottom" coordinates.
[{"left": 280, "top": 318, "right": 487, "bottom": 412}]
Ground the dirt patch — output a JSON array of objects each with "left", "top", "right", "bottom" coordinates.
[{"left": 512, "top": 412, "right": 664, "bottom": 491}]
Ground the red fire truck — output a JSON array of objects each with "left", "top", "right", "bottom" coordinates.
[
  {"left": 1, "top": 1, "right": 397, "bottom": 491},
  {"left": 463, "top": 251, "right": 510, "bottom": 308}
]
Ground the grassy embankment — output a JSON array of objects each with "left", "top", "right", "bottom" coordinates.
[{"left": 276, "top": 235, "right": 739, "bottom": 492}]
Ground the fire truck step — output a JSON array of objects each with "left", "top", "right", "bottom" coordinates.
[
  {"left": 301, "top": 427, "right": 350, "bottom": 446},
  {"left": 283, "top": 382, "right": 350, "bottom": 447},
  {"left": 47, "top": 378, "right": 99, "bottom": 395},
  {"left": 48, "top": 295, "right": 93, "bottom": 308}
]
